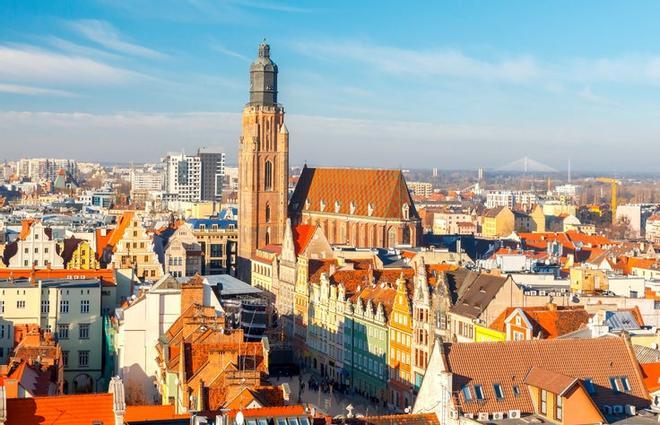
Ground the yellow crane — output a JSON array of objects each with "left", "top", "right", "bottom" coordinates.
[{"left": 595, "top": 177, "right": 621, "bottom": 223}]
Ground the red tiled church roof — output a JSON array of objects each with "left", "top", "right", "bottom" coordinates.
[{"left": 289, "top": 167, "right": 419, "bottom": 220}]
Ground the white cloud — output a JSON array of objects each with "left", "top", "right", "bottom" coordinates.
[
  {"left": 294, "top": 41, "right": 541, "bottom": 82},
  {"left": 295, "top": 40, "right": 660, "bottom": 87},
  {"left": 68, "top": 19, "right": 166, "bottom": 59},
  {"left": 577, "top": 85, "right": 616, "bottom": 106},
  {"left": 0, "top": 83, "right": 76, "bottom": 97},
  {"left": 0, "top": 44, "right": 141, "bottom": 85},
  {"left": 210, "top": 43, "right": 249, "bottom": 61}
]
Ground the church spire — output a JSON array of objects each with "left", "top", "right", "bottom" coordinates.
[{"left": 249, "top": 41, "right": 278, "bottom": 106}]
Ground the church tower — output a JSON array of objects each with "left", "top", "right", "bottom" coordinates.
[{"left": 238, "top": 42, "right": 289, "bottom": 280}]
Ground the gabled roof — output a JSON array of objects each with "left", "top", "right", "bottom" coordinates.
[
  {"left": 6, "top": 393, "right": 115, "bottom": 425},
  {"left": 293, "top": 224, "right": 316, "bottom": 255},
  {"left": 490, "top": 305, "right": 590, "bottom": 339},
  {"left": 641, "top": 362, "right": 660, "bottom": 392},
  {"left": 524, "top": 366, "right": 579, "bottom": 396},
  {"left": 444, "top": 269, "right": 512, "bottom": 319},
  {"left": 441, "top": 336, "right": 649, "bottom": 415},
  {"left": 226, "top": 405, "right": 307, "bottom": 419},
  {"left": 289, "top": 167, "right": 419, "bottom": 220}
]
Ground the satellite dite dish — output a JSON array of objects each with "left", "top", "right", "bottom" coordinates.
[{"left": 236, "top": 411, "right": 245, "bottom": 425}]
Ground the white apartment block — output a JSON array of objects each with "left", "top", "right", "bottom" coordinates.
[
  {"left": 130, "top": 170, "right": 164, "bottom": 192},
  {"left": 646, "top": 216, "right": 660, "bottom": 243},
  {"left": 164, "top": 153, "right": 201, "bottom": 202},
  {"left": 486, "top": 190, "right": 537, "bottom": 209},
  {"left": 17, "top": 158, "right": 79, "bottom": 182},
  {"left": 432, "top": 212, "right": 473, "bottom": 235},
  {"left": 408, "top": 181, "right": 434, "bottom": 198}
]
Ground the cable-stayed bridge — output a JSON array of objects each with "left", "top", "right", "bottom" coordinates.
[{"left": 495, "top": 156, "right": 558, "bottom": 173}]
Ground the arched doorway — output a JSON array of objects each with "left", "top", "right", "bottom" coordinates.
[{"left": 73, "top": 373, "right": 94, "bottom": 393}]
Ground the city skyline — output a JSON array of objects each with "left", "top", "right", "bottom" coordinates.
[{"left": 2, "top": 1, "right": 660, "bottom": 171}]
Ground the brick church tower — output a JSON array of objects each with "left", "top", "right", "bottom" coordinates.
[{"left": 237, "top": 42, "right": 289, "bottom": 281}]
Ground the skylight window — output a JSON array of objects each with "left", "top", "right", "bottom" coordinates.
[
  {"left": 512, "top": 385, "right": 520, "bottom": 397},
  {"left": 609, "top": 377, "right": 621, "bottom": 392},
  {"left": 620, "top": 376, "right": 631, "bottom": 392},
  {"left": 462, "top": 385, "right": 473, "bottom": 401},
  {"left": 474, "top": 385, "right": 485, "bottom": 400},
  {"left": 494, "top": 383, "right": 504, "bottom": 399}
]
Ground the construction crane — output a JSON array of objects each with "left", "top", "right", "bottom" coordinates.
[{"left": 595, "top": 177, "right": 621, "bottom": 223}]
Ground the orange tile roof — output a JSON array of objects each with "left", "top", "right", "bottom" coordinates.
[
  {"left": 524, "top": 367, "right": 578, "bottom": 395},
  {"left": 6, "top": 393, "right": 115, "bottom": 425},
  {"left": 0, "top": 268, "right": 116, "bottom": 286},
  {"left": 289, "top": 167, "right": 419, "bottom": 220},
  {"left": 125, "top": 404, "right": 189, "bottom": 422},
  {"left": 641, "top": 362, "right": 660, "bottom": 392},
  {"left": 443, "top": 337, "right": 649, "bottom": 415},
  {"left": 95, "top": 228, "right": 113, "bottom": 257},
  {"left": 489, "top": 306, "right": 590, "bottom": 339},
  {"left": 293, "top": 224, "right": 316, "bottom": 255},
  {"left": 19, "top": 219, "right": 36, "bottom": 240},
  {"left": 108, "top": 211, "right": 135, "bottom": 251}
]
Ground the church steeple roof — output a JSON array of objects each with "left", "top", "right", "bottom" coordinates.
[{"left": 249, "top": 41, "right": 278, "bottom": 106}]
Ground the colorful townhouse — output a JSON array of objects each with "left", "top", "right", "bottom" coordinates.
[
  {"left": 97, "top": 211, "right": 163, "bottom": 280},
  {"left": 387, "top": 273, "right": 415, "bottom": 411},
  {"left": 59, "top": 237, "right": 100, "bottom": 270}
]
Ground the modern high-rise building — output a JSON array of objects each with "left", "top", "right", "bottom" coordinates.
[
  {"left": 163, "top": 153, "right": 201, "bottom": 202},
  {"left": 17, "top": 158, "right": 79, "bottom": 182},
  {"left": 237, "top": 42, "right": 289, "bottom": 280},
  {"left": 197, "top": 147, "right": 226, "bottom": 202}
]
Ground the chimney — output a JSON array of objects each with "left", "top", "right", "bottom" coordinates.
[
  {"left": 546, "top": 301, "right": 557, "bottom": 312},
  {"left": 108, "top": 376, "right": 126, "bottom": 425},
  {"left": 181, "top": 274, "right": 205, "bottom": 312}
]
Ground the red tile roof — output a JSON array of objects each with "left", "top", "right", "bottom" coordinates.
[
  {"left": 6, "top": 393, "right": 115, "bottom": 425},
  {"left": 442, "top": 336, "right": 649, "bottom": 415},
  {"left": 125, "top": 404, "right": 189, "bottom": 422},
  {"left": 347, "top": 413, "right": 440, "bottom": 425},
  {"left": 0, "top": 268, "right": 116, "bottom": 286},
  {"left": 289, "top": 167, "right": 419, "bottom": 220},
  {"left": 641, "top": 362, "right": 660, "bottom": 392},
  {"left": 489, "top": 305, "right": 590, "bottom": 339},
  {"left": 524, "top": 367, "right": 578, "bottom": 395},
  {"left": 293, "top": 224, "right": 316, "bottom": 255}
]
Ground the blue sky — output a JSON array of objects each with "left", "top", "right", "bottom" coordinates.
[{"left": 1, "top": 0, "right": 659, "bottom": 172}]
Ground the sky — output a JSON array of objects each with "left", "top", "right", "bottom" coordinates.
[{"left": 1, "top": 0, "right": 660, "bottom": 172}]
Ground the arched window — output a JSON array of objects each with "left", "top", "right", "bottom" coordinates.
[
  {"left": 265, "top": 228, "right": 271, "bottom": 245},
  {"left": 264, "top": 160, "right": 273, "bottom": 191},
  {"left": 265, "top": 203, "right": 271, "bottom": 223}
]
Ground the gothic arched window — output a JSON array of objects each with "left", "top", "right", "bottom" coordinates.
[
  {"left": 265, "top": 228, "right": 271, "bottom": 245},
  {"left": 265, "top": 203, "right": 271, "bottom": 223},
  {"left": 264, "top": 160, "right": 273, "bottom": 191}
]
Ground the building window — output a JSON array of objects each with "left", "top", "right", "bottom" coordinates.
[
  {"left": 609, "top": 377, "right": 621, "bottom": 392},
  {"left": 264, "top": 160, "right": 273, "bottom": 191},
  {"left": 80, "top": 300, "right": 90, "bottom": 314},
  {"left": 0, "top": 325, "right": 5, "bottom": 339},
  {"left": 17, "top": 300, "right": 26, "bottom": 309},
  {"left": 78, "top": 350, "right": 89, "bottom": 368},
  {"left": 494, "top": 383, "right": 504, "bottom": 400},
  {"left": 58, "top": 324, "right": 69, "bottom": 340},
  {"left": 60, "top": 300, "right": 69, "bottom": 314},
  {"left": 512, "top": 385, "right": 520, "bottom": 397},
  {"left": 462, "top": 385, "right": 472, "bottom": 401},
  {"left": 555, "top": 394, "right": 563, "bottom": 420},
  {"left": 62, "top": 351, "right": 69, "bottom": 367},
  {"left": 620, "top": 376, "right": 631, "bottom": 392},
  {"left": 79, "top": 324, "right": 90, "bottom": 340},
  {"left": 41, "top": 300, "right": 50, "bottom": 314},
  {"left": 474, "top": 385, "right": 484, "bottom": 401},
  {"left": 540, "top": 389, "right": 547, "bottom": 415},
  {"left": 0, "top": 301, "right": 3, "bottom": 314},
  {"left": 584, "top": 378, "right": 596, "bottom": 394},
  {"left": 265, "top": 203, "right": 271, "bottom": 223}
]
